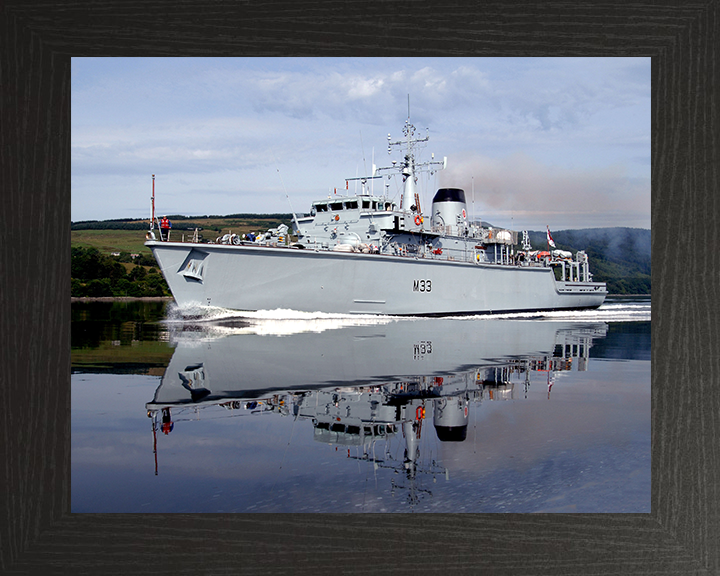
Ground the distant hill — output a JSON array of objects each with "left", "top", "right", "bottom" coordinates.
[
  {"left": 526, "top": 227, "right": 651, "bottom": 294},
  {"left": 71, "top": 214, "right": 294, "bottom": 231}
]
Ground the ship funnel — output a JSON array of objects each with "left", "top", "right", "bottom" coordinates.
[
  {"left": 433, "top": 397, "right": 469, "bottom": 442},
  {"left": 431, "top": 188, "right": 467, "bottom": 232}
]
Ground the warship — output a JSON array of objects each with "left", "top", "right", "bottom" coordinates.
[{"left": 146, "top": 118, "right": 607, "bottom": 315}]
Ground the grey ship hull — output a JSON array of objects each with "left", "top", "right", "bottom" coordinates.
[{"left": 147, "top": 240, "right": 607, "bottom": 315}]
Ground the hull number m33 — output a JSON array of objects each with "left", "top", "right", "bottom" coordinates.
[{"left": 413, "top": 279, "right": 432, "bottom": 292}]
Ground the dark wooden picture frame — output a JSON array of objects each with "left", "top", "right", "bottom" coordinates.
[{"left": 2, "top": 2, "right": 717, "bottom": 574}]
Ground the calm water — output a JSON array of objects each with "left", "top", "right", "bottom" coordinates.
[{"left": 71, "top": 297, "right": 651, "bottom": 513}]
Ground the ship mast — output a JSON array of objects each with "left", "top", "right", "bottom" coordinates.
[{"left": 376, "top": 116, "right": 446, "bottom": 213}]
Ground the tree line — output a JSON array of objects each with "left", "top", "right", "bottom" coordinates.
[
  {"left": 71, "top": 214, "right": 294, "bottom": 231},
  {"left": 71, "top": 247, "right": 170, "bottom": 297}
]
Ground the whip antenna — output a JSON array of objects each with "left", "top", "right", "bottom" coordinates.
[{"left": 271, "top": 152, "right": 302, "bottom": 236}]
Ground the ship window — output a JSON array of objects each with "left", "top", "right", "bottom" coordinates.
[
  {"left": 362, "top": 200, "right": 370, "bottom": 209},
  {"left": 346, "top": 425, "right": 360, "bottom": 435},
  {"left": 384, "top": 202, "right": 392, "bottom": 211},
  {"left": 345, "top": 201, "right": 358, "bottom": 210},
  {"left": 315, "top": 203, "right": 328, "bottom": 212},
  {"left": 330, "top": 202, "right": 343, "bottom": 211},
  {"left": 372, "top": 201, "right": 378, "bottom": 210}
]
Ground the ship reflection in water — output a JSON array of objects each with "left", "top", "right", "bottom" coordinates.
[{"left": 144, "top": 315, "right": 644, "bottom": 511}]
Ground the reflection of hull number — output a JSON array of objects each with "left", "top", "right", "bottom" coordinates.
[
  {"left": 413, "top": 279, "right": 432, "bottom": 292},
  {"left": 414, "top": 340, "right": 432, "bottom": 359}
]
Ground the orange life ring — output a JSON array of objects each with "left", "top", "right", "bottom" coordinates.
[
  {"left": 334, "top": 214, "right": 339, "bottom": 221},
  {"left": 416, "top": 406, "right": 425, "bottom": 420},
  {"left": 414, "top": 215, "right": 423, "bottom": 226}
]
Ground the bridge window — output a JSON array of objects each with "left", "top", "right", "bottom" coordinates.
[
  {"left": 315, "top": 203, "right": 328, "bottom": 212},
  {"left": 330, "top": 202, "right": 343, "bottom": 211},
  {"left": 344, "top": 201, "right": 358, "bottom": 210}
]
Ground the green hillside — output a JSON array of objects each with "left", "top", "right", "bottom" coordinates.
[
  {"left": 72, "top": 215, "right": 294, "bottom": 258},
  {"left": 527, "top": 227, "right": 650, "bottom": 294}
]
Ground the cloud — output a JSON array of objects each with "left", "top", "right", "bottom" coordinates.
[{"left": 439, "top": 151, "right": 650, "bottom": 229}]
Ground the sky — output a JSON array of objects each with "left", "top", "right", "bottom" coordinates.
[{"left": 71, "top": 57, "right": 650, "bottom": 231}]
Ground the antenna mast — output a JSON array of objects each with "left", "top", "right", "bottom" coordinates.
[
  {"left": 472, "top": 176, "right": 475, "bottom": 224},
  {"left": 151, "top": 174, "right": 155, "bottom": 230}
]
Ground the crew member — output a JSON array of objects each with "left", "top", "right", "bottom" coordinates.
[
  {"left": 160, "top": 216, "right": 171, "bottom": 241},
  {"left": 161, "top": 407, "right": 174, "bottom": 435}
]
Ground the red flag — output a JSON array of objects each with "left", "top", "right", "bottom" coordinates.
[{"left": 546, "top": 226, "right": 556, "bottom": 248}]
